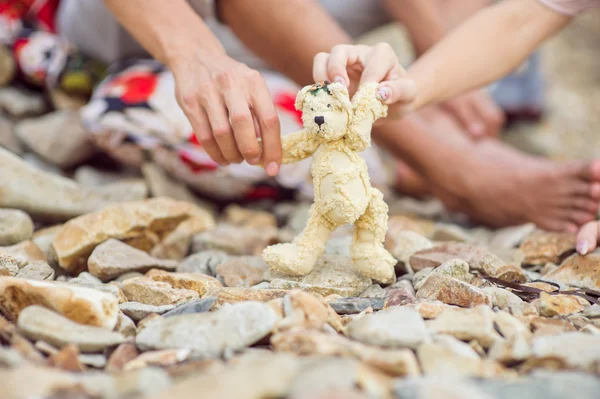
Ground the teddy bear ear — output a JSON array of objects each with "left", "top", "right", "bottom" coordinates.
[
  {"left": 294, "top": 85, "right": 312, "bottom": 111},
  {"left": 328, "top": 82, "right": 352, "bottom": 110}
]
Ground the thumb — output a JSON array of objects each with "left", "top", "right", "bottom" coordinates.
[{"left": 377, "top": 79, "right": 417, "bottom": 105}]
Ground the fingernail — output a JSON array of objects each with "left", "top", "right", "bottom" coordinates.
[
  {"left": 577, "top": 240, "right": 589, "bottom": 255},
  {"left": 334, "top": 76, "right": 346, "bottom": 86},
  {"left": 266, "top": 162, "right": 279, "bottom": 176},
  {"left": 470, "top": 123, "right": 485, "bottom": 136},
  {"left": 377, "top": 87, "right": 391, "bottom": 101},
  {"left": 248, "top": 157, "right": 261, "bottom": 165}
]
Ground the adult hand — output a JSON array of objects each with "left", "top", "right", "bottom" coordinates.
[
  {"left": 171, "top": 52, "right": 281, "bottom": 176},
  {"left": 442, "top": 89, "right": 505, "bottom": 138},
  {"left": 312, "top": 43, "right": 417, "bottom": 118}
]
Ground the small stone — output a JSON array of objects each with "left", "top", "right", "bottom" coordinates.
[
  {"left": 0, "top": 87, "right": 45, "bottom": 117},
  {"left": 251, "top": 282, "right": 271, "bottom": 289},
  {"left": 409, "top": 242, "right": 490, "bottom": 272},
  {"left": 106, "top": 343, "right": 140, "bottom": 373},
  {"left": 15, "top": 110, "right": 95, "bottom": 168},
  {"left": 531, "top": 317, "right": 576, "bottom": 336},
  {"left": 18, "top": 306, "right": 125, "bottom": 352},
  {"left": 215, "top": 256, "right": 268, "bottom": 287},
  {"left": 76, "top": 272, "right": 103, "bottom": 284},
  {"left": 135, "top": 301, "right": 277, "bottom": 356},
  {"left": 544, "top": 253, "right": 600, "bottom": 291},
  {"left": 386, "top": 214, "right": 435, "bottom": 240},
  {"left": 328, "top": 297, "right": 384, "bottom": 314},
  {"left": 277, "top": 290, "right": 343, "bottom": 333},
  {"left": 385, "top": 230, "right": 433, "bottom": 264},
  {"left": 523, "top": 281, "right": 559, "bottom": 292},
  {"left": 431, "top": 223, "right": 472, "bottom": 242},
  {"left": 408, "top": 301, "right": 457, "bottom": 319},
  {"left": 345, "top": 307, "right": 430, "bottom": 349},
  {"left": 114, "top": 311, "right": 137, "bottom": 338},
  {"left": 482, "top": 286, "right": 537, "bottom": 316},
  {"left": 0, "top": 347, "right": 25, "bottom": 368},
  {"left": 479, "top": 253, "right": 527, "bottom": 283},
  {"left": 416, "top": 274, "right": 491, "bottom": 308},
  {"left": 121, "top": 277, "right": 199, "bottom": 306},
  {"left": 124, "top": 349, "right": 190, "bottom": 371},
  {"left": 162, "top": 297, "right": 216, "bottom": 317},
  {"left": 0, "top": 240, "right": 46, "bottom": 268},
  {"left": 359, "top": 284, "right": 386, "bottom": 299},
  {"left": 531, "top": 332, "right": 600, "bottom": 371},
  {"left": 432, "top": 259, "right": 473, "bottom": 282},
  {"left": 412, "top": 267, "right": 433, "bottom": 291},
  {"left": 0, "top": 209, "right": 34, "bottom": 246},
  {"left": 520, "top": 230, "right": 576, "bottom": 265},
  {"left": 0, "top": 277, "right": 119, "bottom": 329},
  {"left": 0, "top": 117, "right": 22, "bottom": 155},
  {"left": 323, "top": 234, "right": 352, "bottom": 256},
  {"left": 488, "top": 334, "right": 532, "bottom": 365},
  {"left": 204, "top": 287, "right": 288, "bottom": 310},
  {"left": 427, "top": 305, "right": 502, "bottom": 348},
  {"left": 116, "top": 272, "right": 144, "bottom": 282},
  {"left": 582, "top": 304, "right": 600, "bottom": 319},
  {"left": 177, "top": 250, "right": 230, "bottom": 275},
  {"left": 68, "top": 278, "right": 128, "bottom": 303},
  {"left": 142, "top": 163, "right": 207, "bottom": 205},
  {"left": 0, "top": 255, "right": 19, "bottom": 276},
  {"left": 146, "top": 268, "right": 221, "bottom": 296},
  {"left": 223, "top": 204, "right": 277, "bottom": 228},
  {"left": 78, "top": 353, "right": 107, "bottom": 368},
  {"left": 489, "top": 223, "right": 537, "bottom": 248},
  {"left": 53, "top": 198, "right": 199, "bottom": 275},
  {"left": 265, "top": 254, "right": 372, "bottom": 297},
  {"left": 119, "top": 302, "right": 176, "bottom": 322},
  {"left": 271, "top": 328, "right": 419, "bottom": 377},
  {"left": 384, "top": 280, "right": 417, "bottom": 307},
  {"left": 192, "top": 224, "right": 278, "bottom": 256},
  {"left": 48, "top": 344, "right": 86, "bottom": 372},
  {"left": 15, "top": 261, "right": 55, "bottom": 280},
  {"left": 538, "top": 292, "right": 588, "bottom": 317},
  {"left": 88, "top": 239, "right": 177, "bottom": 282}
]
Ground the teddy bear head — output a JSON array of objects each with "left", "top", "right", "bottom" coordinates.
[{"left": 295, "top": 81, "right": 352, "bottom": 141}]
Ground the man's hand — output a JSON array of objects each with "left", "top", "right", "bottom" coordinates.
[
  {"left": 171, "top": 53, "right": 281, "bottom": 175},
  {"left": 442, "top": 89, "right": 505, "bottom": 138}
]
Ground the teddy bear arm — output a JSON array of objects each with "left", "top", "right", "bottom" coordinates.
[
  {"left": 345, "top": 83, "right": 388, "bottom": 152},
  {"left": 281, "top": 129, "right": 319, "bottom": 164}
]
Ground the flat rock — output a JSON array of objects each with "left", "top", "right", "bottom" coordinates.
[
  {"left": 177, "top": 250, "right": 230, "bottom": 275},
  {"left": 386, "top": 214, "right": 436, "bottom": 240},
  {"left": 0, "top": 209, "right": 33, "bottom": 246},
  {"left": 223, "top": 204, "right": 277, "bottom": 228},
  {"left": 15, "top": 261, "right": 55, "bottom": 280},
  {"left": 531, "top": 332, "right": 600, "bottom": 371},
  {"left": 192, "top": 224, "right": 278, "bottom": 256},
  {"left": 79, "top": 353, "right": 107, "bottom": 368},
  {"left": 482, "top": 286, "right": 537, "bottom": 316},
  {"left": 359, "top": 284, "right": 386, "bottom": 299},
  {"left": 17, "top": 306, "right": 125, "bottom": 352},
  {"left": 0, "top": 254, "right": 19, "bottom": 276},
  {"left": 328, "top": 297, "right": 384, "bottom": 314},
  {"left": 271, "top": 328, "right": 419, "bottom": 377},
  {"left": 582, "top": 304, "right": 600, "bottom": 319},
  {"left": 0, "top": 277, "right": 119, "bottom": 329},
  {"left": 121, "top": 277, "right": 199, "bottom": 306},
  {"left": 0, "top": 240, "right": 46, "bottom": 268},
  {"left": 68, "top": 278, "right": 127, "bottom": 303},
  {"left": 384, "top": 280, "right": 417, "bottom": 307},
  {"left": 0, "top": 117, "right": 22, "bottom": 155},
  {"left": 53, "top": 197, "right": 196, "bottom": 275},
  {"left": 163, "top": 297, "right": 216, "bottom": 317},
  {"left": 412, "top": 267, "right": 434, "bottom": 291},
  {"left": 15, "top": 110, "right": 95, "bottom": 168},
  {"left": 106, "top": 343, "right": 140, "bottom": 373},
  {"left": 416, "top": 274, "right": 491, "bottom": 308},
  {"left": 136, "top": 301, "right": 277, "bottom": 356},
  {"left": 385, "top": 230, "right": 433, "bottom": 264},
  {"left": 124, "top": 348, "right": 190, "bottom": 371},
  {"left": 114, "top": 312, "right": 137, "bottom": 337},
  {"left": 146, "top": 268, "right": 221, "bottom": 296},
  {"left": 48, "top": 344, "right": 85, "bottom": 372},
  {"left": 520, "top": 231, "right": 576, "bottom": 265},
  {"left": 427, "top": 305, "right": 502, "bottom": 349},
  {"left": 537, "top": 292, "right": 588, "bottom": 316},
  {"left": 265, "top": 254, "right": 372, "bottom": 297},
  {"left": 489, "top": 223, "right": 537, "bottom": 248},
  {"left": 431, "top": 259, "right": 473, "bottom": 283},
  {"left": 277, "top": 290, "right": 343, "bottom": 333},
  {"left": 345, "top": 307, "right": 430, "bottom": 349},
  {"left": 544, "top": 253, "right": 600, "bottom": 291},
  {"left": 204, "top": 287, "right": 288, "bottom": 309},
  {"left": 409, "top": 242, "right": 491, "bottom": 272},
  {"left": 88, "top": 239, "right": 177, "bottom": 281},
  {"left": 488, "top": 334, "right": 532, "bottom": 365},
  {"left": 215, "top": 256, "right": 269, "bottom": 287},
  {"left": 119, "top": 302, "right": 176, "bottom": 322},
  {"left": 0, "top": 87, "right": 45, "bottom": 117},
  {"left": 479, "top": 253, "right": 527, "bottom": 283}
]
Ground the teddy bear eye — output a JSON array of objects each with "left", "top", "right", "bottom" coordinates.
[
  {"left": 327, "top": 104, "right": 331, "bottom": 108},
  {"left": 311, "top": 107, "right": 314, "bottom": 111}
]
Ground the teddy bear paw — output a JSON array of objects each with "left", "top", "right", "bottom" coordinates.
[
  {"left": 262, "top": 242, "right": 317, "bottom": 276},
  {"left": 351, "top": 243, "right": 397, "bottom": 284}
]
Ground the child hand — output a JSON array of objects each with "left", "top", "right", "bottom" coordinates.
[
  {"left": 576, "top": 221, "right": 600, "bottom": 255},
  {"left": 312, "top": 43, "right": 417, "bottom": 117}
]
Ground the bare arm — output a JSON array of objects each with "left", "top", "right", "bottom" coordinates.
[{"left": 407, "top": 0, "right": 571, "bottom": 109}]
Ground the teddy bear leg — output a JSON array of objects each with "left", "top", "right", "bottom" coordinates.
[
  {"left": 350, "top": 189, "right": 397, "bottom": 284},
  {"left": 263, "top": 205, "right": 334, "bottom": 276}
]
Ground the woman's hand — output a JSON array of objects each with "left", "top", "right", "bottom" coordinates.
[
  {"left": 171, "top": 52, "right": 281, "bottom": 176},
  {"left": 312, "top": 43, "right": 417, "bottom": 117}
]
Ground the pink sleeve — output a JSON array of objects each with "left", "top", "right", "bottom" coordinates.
[{"left": 538, "top": 0, "right": 600, "bottom": 15}]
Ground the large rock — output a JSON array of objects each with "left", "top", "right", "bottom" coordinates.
[
  {"left": 0, "top": 209, "right": 34, "bottom": 246},
  {"left": 266, "top": 254, "right": 372, "bottom": 297},
  {"left": 531, "top": 332, "right": 600, "bottom": 371},
  {"left": 15, "top": 110, "right": 95, "bottom": 167},
  {"left": 544, "top": 253, "right": 600, "bottom": 291},
  {"left": 146, "top": 268, "right": 221, "bottom": 296},
  {"left": 426, "top": 305, "right": 501, "bottom": 349},
  {"left": 17, "top": 306, "right": 125, "bottom": 352},
  {"left": 192, "top": 224, "right": 278, "bottom": 256},
  {"left": 385, "top": 230, "right": 433, "bottom": 264},
  {"left": 88, "top": 239, "right": 177, "bottom": 281},
  {"left": 52, "top": 198, "right": 201, "bottom": 274},
  {"left": 136, "top": 301, "right": 277, "bottom": 356},
  {"left": 520, "top": 231, "right": 576, "bottom": 265},
  {"left": 121, "top": 277, "right": 199, "bottom": 306},
  {"left": 0, "top": 277, "right": 119, "bottom": 329},
  {"left": 345, "top": 307, "right": 430, "bottom": 349},
  {"left": 416, "top": 274, "right": 491, "bottom": 308}
]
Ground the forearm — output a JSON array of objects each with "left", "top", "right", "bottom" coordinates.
[
  {"left": 220, "top": 0, "right": 351, "bottom": 86},
  {"left": 407, "top": 0, "right": 571, "bottom": 109},
  {"left": 103, "top": 0, "right": 225, "bottom": 66}
]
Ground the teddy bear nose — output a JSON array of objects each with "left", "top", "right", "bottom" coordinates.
[{"left": 314, "top": 116, "right": 325, "bottom": 127}]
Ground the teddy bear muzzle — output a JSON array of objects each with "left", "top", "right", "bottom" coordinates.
[{"left": 314, "top": 115, "right": 325, "bottom": 127}]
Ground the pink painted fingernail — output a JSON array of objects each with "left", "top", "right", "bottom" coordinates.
[
  {"left": 266, "top": 162, "right": 279, "bottom": 176},
  {"left": 334, "top": 76, "right": 346, "bottom": 86},
  {"left": 377, "top": 87, "right": 391, "bottom": 101},
  {"left": 577, "top": 240, "right": 589, "bottom": 255}
]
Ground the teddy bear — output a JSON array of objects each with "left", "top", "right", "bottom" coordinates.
[{"left": 262, "top": 81, "right": 397, "bottom": 284}]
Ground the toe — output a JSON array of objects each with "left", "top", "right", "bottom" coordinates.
[
  {"left": 571, "top": 198, "right": 600, "bottom": 214},
  {"left": 569, "top": 160, "right": 600, "bottom": 182},
  {"left": 576, "top": 221, "right": 600, "bottom": 255},
  {"left": 590, "top": 183, "right": 600, "bottom": 199},
  {"left": 568, "top": 210, "right": 596, "bottom": 226}
]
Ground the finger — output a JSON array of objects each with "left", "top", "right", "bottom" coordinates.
[
  {"left": 377, "top": 78, "right": 417, "bottom": 105},
  {"left": 184, "top": 103, "right": 229, "bottom": 166},
  {"left": 203, "top": 94, "right": 243, "bottom": 163},
  {"left": 313, "top": 52, "right": 330, "bottom": 83},
  {"left": 447, "top": 99, "right": 486, "bottom": 138},
  {"left": 359, "top": 42, "right": 398, "bottom": 85},
  {"left": 326, "top": 44, "right": 357, "bottom": 86},
  {"left": 576, "top": 221, "right": 600, "bottom": 255},
  {"left": 223, "top": 90, "right": 261, "bottom": 165},
  {"left": 251, "top": 81, "right": 281, "bottom": 176},
  {"left": 472, "top": 95, "right": 505, "bottom": 137}
]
